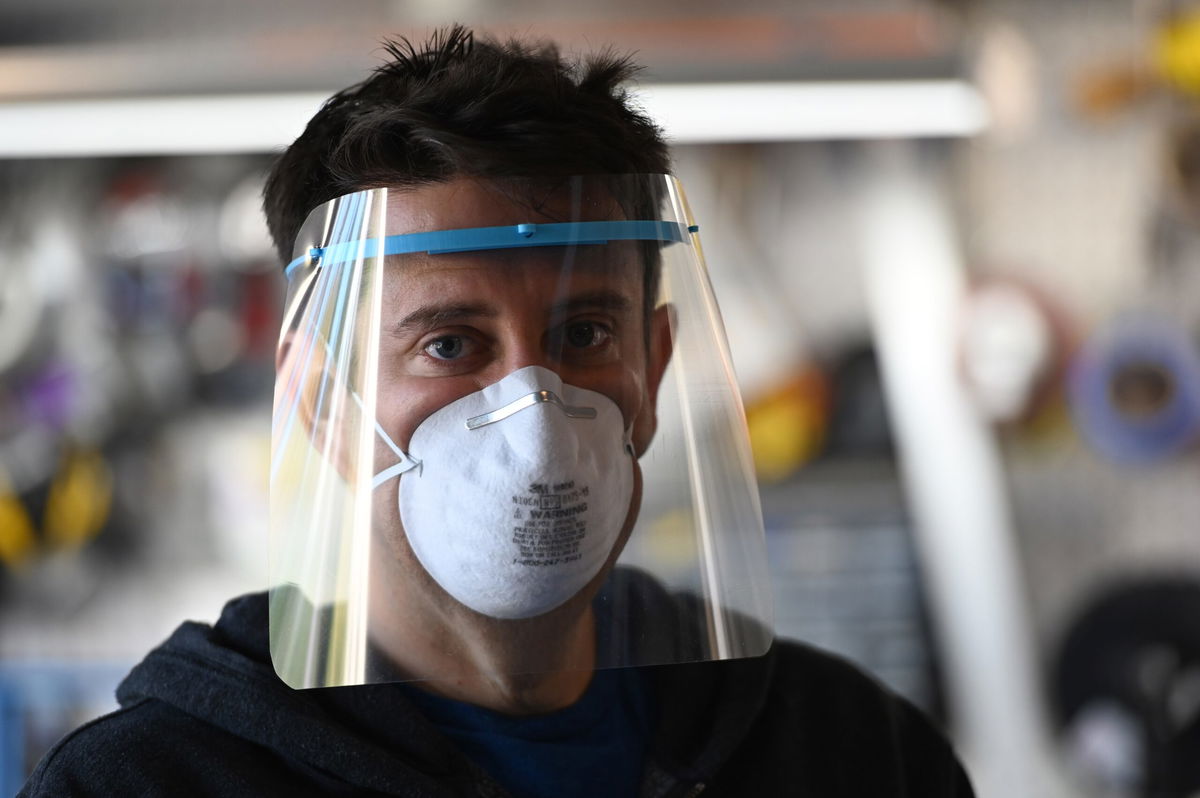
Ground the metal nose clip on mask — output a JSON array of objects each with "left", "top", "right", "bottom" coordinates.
[
  {"left": 369, "top": 366, "right": 635, "bottom": 620},
  {"left": 466, "top": 386, "right": 598, "bottom": 430}
]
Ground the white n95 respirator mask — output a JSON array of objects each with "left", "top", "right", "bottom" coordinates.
[{"left": 370, "top": 366, "right": 635, "bottom": 620}]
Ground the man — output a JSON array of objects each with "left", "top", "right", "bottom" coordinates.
[{"left": 22, "top": 27, "right": 973, "bottom": 797}]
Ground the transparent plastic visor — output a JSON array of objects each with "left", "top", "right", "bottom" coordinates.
[{"left": 270, "top": 175, "right": 772, "bottom": 690}]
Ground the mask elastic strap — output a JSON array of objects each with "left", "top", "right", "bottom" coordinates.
[
  {"left": 349, "top": 390, "right": 421, "bottom": 488},
  {"left": 371, "top": 458, "right": 418, "bottom": 489}
]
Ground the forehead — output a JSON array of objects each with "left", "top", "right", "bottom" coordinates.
[
  {"left": 380, "top": 247, "right": 643, "bottom": 321},
  {"left": 384, "top": 178, "right": 627, "bottom": 232},
  {"left": 380, "top": 178, "right": 642, "bottom": 303}
]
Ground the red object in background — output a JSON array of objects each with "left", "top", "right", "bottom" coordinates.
[{"left": 238, "top": 271, "right": 280, "bottom": 360}]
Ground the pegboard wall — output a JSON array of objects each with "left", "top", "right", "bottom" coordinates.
[{"left": 961, "top": 0, "right": 1200, "bottom": 663}]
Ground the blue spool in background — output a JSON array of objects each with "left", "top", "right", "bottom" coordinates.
[{"left": 1068, "top": 317, "right": 1200, "bottom": 464}]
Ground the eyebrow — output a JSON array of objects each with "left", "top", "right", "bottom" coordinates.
[
  {"left": 547, "top": 290, "right": 634, "bottom": 318},
  {"left": 388, "top": 290, "right": 636, "bottom": 339},
  {"left": 390, "top": 304, "right": 497, "bottom": 337}
]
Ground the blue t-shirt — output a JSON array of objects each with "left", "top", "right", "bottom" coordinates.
[{"left": 400, "top": 666, "right": 655, "bottom": 798}]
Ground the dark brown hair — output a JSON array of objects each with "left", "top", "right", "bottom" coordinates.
[{"left": 262, "top": 26, "right": 671, "bottom": 265}]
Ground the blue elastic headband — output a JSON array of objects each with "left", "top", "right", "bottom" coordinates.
[{"left": 285, "top": 220, "right": 697, "bottom": 278}]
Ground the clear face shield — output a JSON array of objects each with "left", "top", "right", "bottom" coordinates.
[{"left": 270, "top": 175, "right": 772, "bottom": 689}]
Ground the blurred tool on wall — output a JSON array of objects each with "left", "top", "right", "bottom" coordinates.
[
  {"left": 1053, "top": 576, "right": 1200, "bottom": 798},
  {"left": 957, "top": 277, "right": 1077, "bottom": 439},
  {"left": 0, "top": 157, "right": 281, "bottom": 791}
]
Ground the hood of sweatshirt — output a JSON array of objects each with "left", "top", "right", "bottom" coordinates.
[
  {"left": 115, "top": 591, "right": 494, "bottom": 796},
  {"left": 113, "top": 572, "right": 777, "bottom": 798}
]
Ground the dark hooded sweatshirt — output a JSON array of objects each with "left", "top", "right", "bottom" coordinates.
[{"left": 20, "top": 582, "right": 974, "bottom": 798}]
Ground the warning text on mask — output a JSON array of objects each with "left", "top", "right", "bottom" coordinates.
[{"left": 510, "top": 481, "right": 590, "bottom": 566}]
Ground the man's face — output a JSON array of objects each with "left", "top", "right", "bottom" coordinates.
[
  {"left": 372, "top": 178, "right": 669, "bottom": 472},
  {"left": 366, "top": 178, "right": 672, "bottom": 619}
]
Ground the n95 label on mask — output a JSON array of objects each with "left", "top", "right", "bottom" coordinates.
[{"left": 510, "top": 481, "right": 590, "bottom": 566}]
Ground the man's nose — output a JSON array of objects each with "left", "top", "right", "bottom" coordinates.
[
  {"left": 489, "top": 329, "right": 558, "bottom": 381},
  {"left": 500, "top": 336, "right": 552, "bottom": 373}
]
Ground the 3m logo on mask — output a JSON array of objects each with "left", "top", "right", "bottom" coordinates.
[
  {"left": 511, "top": 481, "right": 591, "bottom": 567},
  {"left": 371, "top": 366, "right": 634, "bottom": 620}
]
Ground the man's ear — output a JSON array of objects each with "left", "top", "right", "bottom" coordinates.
[
  {"left": 277, "top": 332, "right": 357, "bottom": 482},
  {"left": 632, "top": 303, "right": 675, "bottom": 456},
  {"left": 277, "top": 332, "right": 325, "bottom": 437}
]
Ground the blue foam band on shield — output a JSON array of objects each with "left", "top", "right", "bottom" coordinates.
[
  {"left": 284, "top": 220, "right": 691, "bottom": 277},
  {"left": 1068, "top": 319, "right": 1200, "bottom": 464}
]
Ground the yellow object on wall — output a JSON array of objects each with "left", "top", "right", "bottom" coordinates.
[
  {"left": 1157, "top": 10, "right": 1200, "bottom": 97},
  {"left": 43, "top": 449, "right": 113, "bottom": 550},
  {"left": 0, "top": 479, "right": 37, "bottom": 567},
  {"left": 745, "top": 367, "right": 831, "bottom": 483}
]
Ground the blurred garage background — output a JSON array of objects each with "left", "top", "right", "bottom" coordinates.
[{"left": 2, "top": 1, "right": 1200, "bottom": 796}]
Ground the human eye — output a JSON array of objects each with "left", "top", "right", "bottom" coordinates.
[
  {"left": 423, "top": 335, "right": 473, "bottom": 361},
  {"left": 401, "top": 330, "right": 489, "bottom": 377},
  {"left": 566, "top": 320, "right": 613, "bottom": 349},
  {"left": 549, "top": 319, "right": 617, "bottom": 365}
]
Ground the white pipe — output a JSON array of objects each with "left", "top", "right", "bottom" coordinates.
[{"left": 858, "top": 143, "right": 1079, "bottom": 798}]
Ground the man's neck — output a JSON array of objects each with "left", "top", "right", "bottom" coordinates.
[
  {"left": 368, "top": 569, "right": 599, "bottom": 714},
  {"left": 408, "top": 608, "right": 597, "bottom": 714}
]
